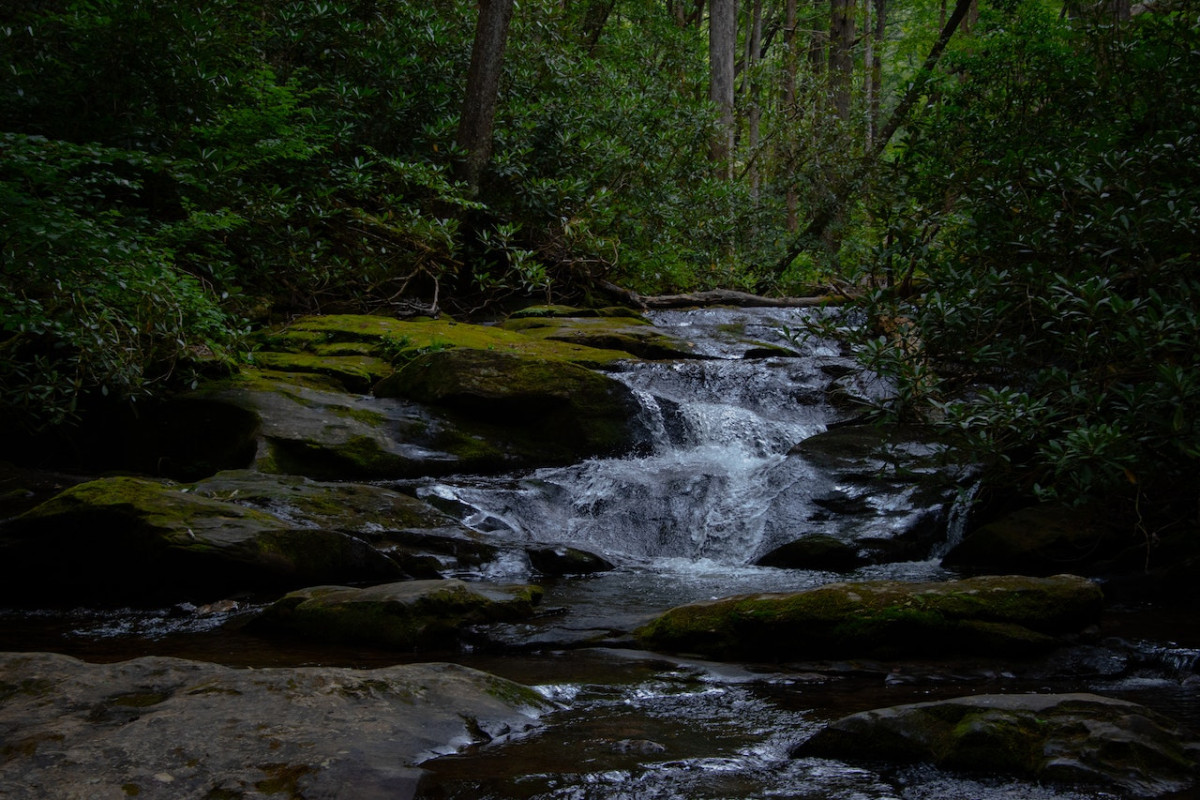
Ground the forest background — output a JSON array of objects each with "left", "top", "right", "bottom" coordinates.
[{"left": 2, "top": 0, "right": 1198, "bottom": 540}]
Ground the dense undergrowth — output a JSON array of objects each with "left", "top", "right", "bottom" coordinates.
[{"left": 2, "top": 0, "right": 1198, "bottom": 533}]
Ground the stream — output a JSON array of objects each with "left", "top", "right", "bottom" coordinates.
[{"left": 3, "top": 307, "right": 1199, "bottom": 799}]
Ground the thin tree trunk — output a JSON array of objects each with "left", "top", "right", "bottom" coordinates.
[
  {"left": 745, "top": 0, "right": 764, "bottom": 199},
  {"left": 870, "top": 0, "right": 885, "bottom": 144},
  {"left": 829, "top": 0, "right": 856, "bottom": 120},
  {"left": 773, "top": 0, "right": 974, "bottom": 272},
  {"left": 709, "top": 0, "right": 737, "bottom": 171},
  {"left": 783, "top": 0, "right": 800, "bottom": 231},
  {"left": 455, "top": 0, "right": 516, "bottom": 193}
]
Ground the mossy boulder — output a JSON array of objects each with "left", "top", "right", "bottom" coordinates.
[
  {"left": 264, "top": 313, "right": 634, "bottom": 370},
  {"left": 0, "top": 476, "right": 402, "bottom": 604},
  {"left": 794, "top": 692, "right": 1200, "bottom": 797},
  {"left": 191, "top": 375, "right": 517, "bottom": 479},
  {"left": 375, "top": 348, "right": 644, "bottom": 463},
  {"left": 943, "top": 503, "right": 1133, "bottom": 576},
  {"left": 635, "top": 574, "right": 1103, "bottom": 661},
  {"left": 500, "top": 315, "right": 702, "bottom": 360},
  {"left": 185, "top": 470, "right": 463, "bottom": 533},
  {"left": 0, "top": 652, "right": 553, "bottom": 799},
  {"left": 508, "top": 304, "right": 648, "bottom": 320},
  {"left": 251, "top": 579, "right": 544, "bottom": 650}
]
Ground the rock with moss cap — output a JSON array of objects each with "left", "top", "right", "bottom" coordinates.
[
  {"left": 0, "top": 652, "right": 553, "bottom": 800},
  {"left": 501, "top": 314, "right": 702, "bottom": 360},
  {"left": 130, "top": 313, "right": 650, "bottom": 480},
  {"left": 794, "top": 692, "right": 1200, "bottom": 797},
  {"left": 251, "top": 579, "right": 544, "bottom": 650},
  {"left": 635, "top": 574, "right": 1102, "bottom": 661},
  {"left": 0, "top": 476, "right": 403, "bottom": 604},
  {"left": 266, "top": 313, "right": 634, "bottom": 370},
  {"left": 375, "top": 348, "right": 645, "bottom": 464}
]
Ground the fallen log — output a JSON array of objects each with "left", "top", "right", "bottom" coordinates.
[{"left": 595, "top": 281, "right": 841, "bottom": 310}]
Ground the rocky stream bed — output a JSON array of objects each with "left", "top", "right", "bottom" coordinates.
[{"left": 2, "top": 306, "right": 1199, "bottom": 799}]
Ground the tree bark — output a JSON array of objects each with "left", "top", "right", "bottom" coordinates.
[
  {"left": 773, "top": 0, "right": 975, "bottom": 272},
  {"left": 455, "top": 0, "right": 516, "bottom": 194},
  {"left": 745, "top": 0, "right": 764, "bottom": 199},
  {"left": 783, "top": 0, "right": 800, "bottom": 231},
  {"left": 595, "top": 281, "right": 836, "bottom": 309},
  {"left": 829, "top": 0, "right": 856, "bottom": 120},
  {"left": 709, "top": 0, "right": 737, "bottom": 171}
]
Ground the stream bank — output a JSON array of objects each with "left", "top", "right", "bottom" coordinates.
[{"left": 2, "top": 306, "right": 1198, "bottom": 799}]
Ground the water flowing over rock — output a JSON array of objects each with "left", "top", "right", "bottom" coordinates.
[
  {"left": 794, "top": 692, "right": 1200, "bottom": 797},
  {"left": 635, "top": 574, "right": 1103, "bottom": 660},
  {"left": 0, "top": 652, "right": 553, "bottom": 800}
]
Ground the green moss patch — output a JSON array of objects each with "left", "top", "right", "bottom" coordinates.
[{"left": 635, "top": 574, "right": 1103, "bottom": 660}]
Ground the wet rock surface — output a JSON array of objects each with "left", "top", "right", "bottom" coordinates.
[
  {"left": 636, "top": 574, "right": 1104, "bottom": 661},
  {"left": 0, "top": 476, "right": 403, "bottom": 605},
  {"left": 794, "top": 692, "right": 1200, "bottom": 797},
  {"left": 0, "top": 652, "right": 552, "bottom": 800},
  {"left": 250, "top": 579, "right": 544, "bottom": 650}
]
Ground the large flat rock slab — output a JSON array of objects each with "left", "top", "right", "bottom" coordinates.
[{"left": 0, "top": 652, "right": 553, "bottom": 800}]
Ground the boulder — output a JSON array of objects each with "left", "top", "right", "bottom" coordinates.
[
  {"left": 251, "top": 579, "right": 544, "bottom": 650},
  {"left": 375, "top": 348, "right": 644, "bottom": 463},
  {"left": 526, "top": 544, "right": 615, "bottom": 576},
  {"left": 0, "top": 652, "right": 553, "bottom": 800},
  {"left": 943, "top": 503, "right": 1133, "bottom": 575},
  {"left": 0, "top": 476, "right": 402, "bottom": 604},
  {"left": 750, "top": 425, "right": 974, "bottom": 566},
  {"left": 793, "top": 692, "right": 1200, "bottom": 797},
  {"left": 635, "top": 573, "right": 1103, "bottom": 661},
  {"left": 500, "top": 315, "right": 702, "bottom": 360},
  {"left": 133, "top": 313, "right": 652, "bottom": 480},
  {"left": 755, "top": 534, "right": 865, "bottom": 572},
  {"left": 266, "top": 313, "right": 633, "bottom": 370},
  {"left": 196, "top": 374, "right": 514, "bottom": 480}
]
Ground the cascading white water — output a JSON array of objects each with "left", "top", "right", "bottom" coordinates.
[
  {"left": 415, "top": 307, "right": 842, "bottom": 565},
  {"left": 414, "top": 306, "right": 964, "bottom": 587}
]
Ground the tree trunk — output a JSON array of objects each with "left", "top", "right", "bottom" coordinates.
[
  {"left": 783, "top": 0, "right": 799, "bottom": 231},
  {"left": 869, "top": 0, "right": 885, "bottom": 145},
  {"left": 455, "top": 0, "right": 516, "bottom": 194},
  {"left": 745, "top": 0, "right": 764, "bottom": 199},
  {"left": 829, "top": 0, "right": 856, "bottom": 120},
  {"left": 580, "top": 0, "right": 617, "bottom": 54},
  {"left": 709, "top": 0, "right": 737, "bottom": 171}
]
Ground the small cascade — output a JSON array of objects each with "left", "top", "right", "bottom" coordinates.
[
  {"left": 414, "top": 306, "right": 967, "bottom": 573},
  {"left": 931, "top": 480, "right": 982, "bottom": 559},
  {"left": 415, "top": 307, "right": 841, "bottom": 565}
]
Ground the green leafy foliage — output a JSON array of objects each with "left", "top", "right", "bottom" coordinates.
[{"left": 839, "top": 2, "right": 1200, "bottom": 521}]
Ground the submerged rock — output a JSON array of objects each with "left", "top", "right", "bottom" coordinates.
[
  {"left": 794, "top": 692, "right": 1200, "bottom": 797},
  {"left": 0, "top": 652, "right": 553, "bottom": 800},
  {"left": 0, "top": 476, "right": 402, "bottom": 604},
  {"left": 251, "top": 579, "right": 544, "bottom": 650},
  {"left": 635, "top": 574, "right": 1103, "bottom": 661}
]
